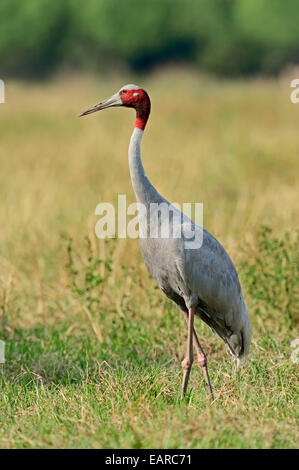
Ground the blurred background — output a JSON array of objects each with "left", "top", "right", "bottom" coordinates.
[{"left": 1, "top": 0, "right": 299, "bottom": 78}]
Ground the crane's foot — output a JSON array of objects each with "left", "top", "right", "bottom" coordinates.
[
  {"left": 181, "top": 309, "right": 215, "bottom": 402},
  {"left": 180, "top": 307, "right": 195, "bottom": 398},
  {"left": 200, "top": 358, "right": 215, "bottom": 402},
  {"left": 181, "top": 357, "right": 193, "bottom": 397}
]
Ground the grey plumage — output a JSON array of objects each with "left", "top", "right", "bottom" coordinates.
[{"left": 129, "top": 126, "right": 251, "bottom": 366}]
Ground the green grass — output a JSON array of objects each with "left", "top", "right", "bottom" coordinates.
[
  {"left": 0, "top": 71, "right": 298, "bottom": 448},
  {"left": 0, "top": 228, "right": 298, "bottom": 449}
]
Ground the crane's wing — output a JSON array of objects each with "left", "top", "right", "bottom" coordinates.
[{"left": 183, "top": 226, "right": 251, "bottom": 360}]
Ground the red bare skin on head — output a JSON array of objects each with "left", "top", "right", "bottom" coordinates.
[{"left": 120, "top": 88, "right": 151, "bottom": 130}]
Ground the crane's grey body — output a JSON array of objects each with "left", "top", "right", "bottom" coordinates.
[{"left": 129, "top": 127, "right": 251, "bottom": 363}]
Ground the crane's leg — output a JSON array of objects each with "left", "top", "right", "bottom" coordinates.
[
  {"left": 181, "top": 306, "right": 195, "bottom": 397},
  {"left": 182, "top": 310, "right": 214, "bottom": 401}
]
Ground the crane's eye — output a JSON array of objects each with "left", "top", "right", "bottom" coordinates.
[{"left": 121, "top": 90, "right": 126, "bottom": 95}]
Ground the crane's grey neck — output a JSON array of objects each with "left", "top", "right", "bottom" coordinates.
[{"left": 128, "top": 127, "right": 163, "bottom": 206}]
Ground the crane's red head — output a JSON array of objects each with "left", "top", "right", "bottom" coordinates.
[{"left": 80, "top": 84, "right": 151, "bottom": 130}]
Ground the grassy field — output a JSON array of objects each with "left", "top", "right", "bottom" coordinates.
[{"left": 0, "top": 69, "right": 298, "bottom": 448}]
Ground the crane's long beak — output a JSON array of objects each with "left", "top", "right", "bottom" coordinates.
[{"left": 79, "top": 92, "right": 122, "bottom": 117}]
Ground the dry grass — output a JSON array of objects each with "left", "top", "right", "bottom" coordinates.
[{"left": 0, "top": 68, "right": 298, "bottom": 448}]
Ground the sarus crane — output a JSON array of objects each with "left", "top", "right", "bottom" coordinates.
[{"left": 80, "top": 84, "right": 251, "bottom": 400}]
